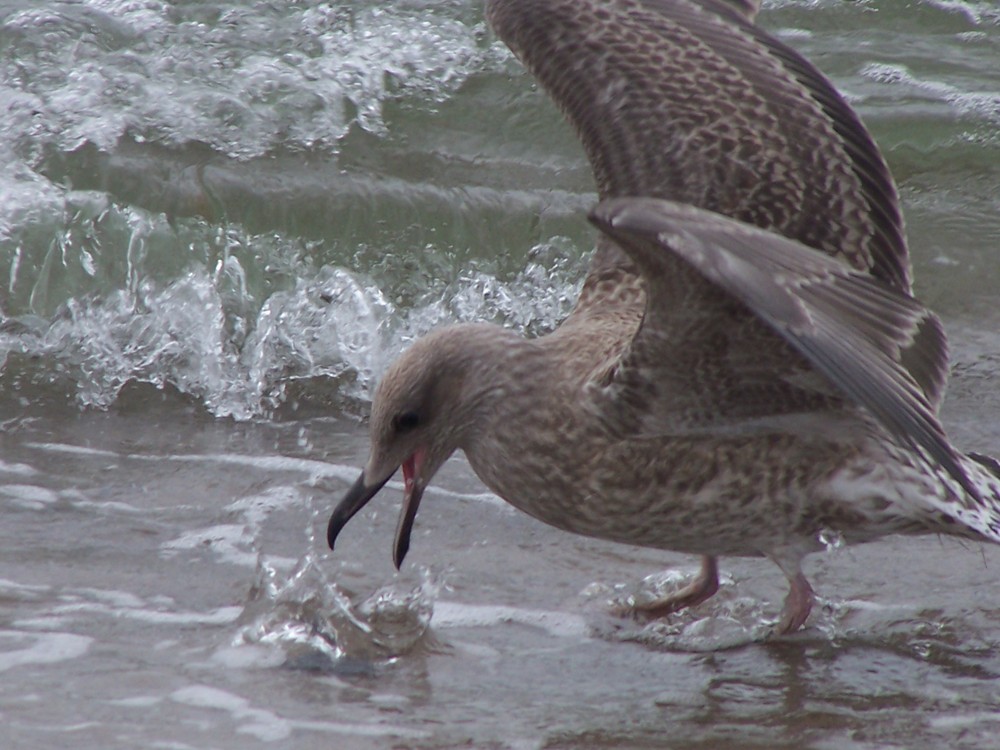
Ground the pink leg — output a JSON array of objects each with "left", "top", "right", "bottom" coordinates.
[
  {"left": 774, "top": 570, "right": 815, "bottom": 636},
  {"left": 630, "top": 555, "right": 720, "bottom": 620}
]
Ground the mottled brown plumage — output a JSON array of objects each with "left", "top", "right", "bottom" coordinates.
[{"left": 327, "top": 0, "right": 1000, "bottom": 635}]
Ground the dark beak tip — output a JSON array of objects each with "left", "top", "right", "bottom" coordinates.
[
  {"left": 327, "top": 467, "right": 421, "bottom": 570},
  {"left": 326, "top": 470, "right": 389, "bottom": 552},
  {"left": 392, "top": 479, "right": 422, "bottom": 572},
  {"left": 392, "top": 543, "right": 408, "bottom": 571},
  {"left": 325, "top": 521, "right": 340, "bottom": 551},
  {"left": 326, "top": 512, "right": 349, "bottom": 551}
]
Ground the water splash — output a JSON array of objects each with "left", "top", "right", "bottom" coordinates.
[
  {"left": 0, "top": 206, "right": 584, "bottom": 418},
  {"left": 0, "top": 1, "right": 498, "bottom": 162},
  {"left": 0, "top": 0, "right": 586, "bottom": 418},
  {"left": 818, "top": 528, "right": 845, "bottom": 553},
  {"left": 401, "top": 236, "right": 583, "bottom": 341},
  {"left": 584, "top": 569, "right": 774, "bottom": 651},
  {"left": 5, "top": 262, "right": 393, "bottom": 418},
  {"left": 861, "top": 62, "right": 1000, "bottom": 127},
  {"left": 923, "top": 0, "right": 1000, "bottom": 25},
  {"left": 234, "top": 554, "right": 438, "bottom": 671}
]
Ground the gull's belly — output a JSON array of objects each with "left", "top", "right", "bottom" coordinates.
[{"left": 466, "top": 429, "right": 870, "bottom": 558}]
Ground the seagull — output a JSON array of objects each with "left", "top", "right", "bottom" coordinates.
[{"left": 326, "top": 0, "right": 1000, "bottom": 635}]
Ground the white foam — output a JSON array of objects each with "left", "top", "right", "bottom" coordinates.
[
  {"left": 0, "top": 147, "right": 67, "bottom": 244},
  {"left": 209, "top": 644, "right": 285, "bottom": 670},
  {"left": 156, "top": 452, "right": 349, "bottom": 479},
  {"left": 160, "top": 524, "right": 257, "bottom": 567},
  {"left": 0, "top": 460, "right": 38, "bottom": 477},
  {"left": 929, "top": 711, "right": 1000, "bottom": 729},
  {"left": 0, "top": 578, "right": 51, "bottom": 598},
  {"left": 0, "top": 483, "right": 60, "bottom": 509},
  {"left": 11, "top": 617, "right": 72, "bottom": 631},
  {"left": 289, "top": 720, "right": 431, "bottom": 739},
  {"left": 24, "top": 442, "right": 120, "bottom": 458},
  {"left": 224, "top": 486, "right": 309, "bottom": 543},
  {"left": 109, "top": 695, "right": 163, "bottom": 708},
  {"left": 226, "top": 486, "right": 304, "bottom": 516},
  {"left": 432, "top": 601, "right": 589, "bottom": 639},
  {"left": 171, "top": 685, "right": 291, "bottom": 742},
  {"left": 51, "top": 589, "right": 242, "bottom": 627},
  {"left": 70, "top": 499, "right": 143, "bottom": 514},
  {"left": 0, "top": 631, "right": 92, "bottom": 672},
  {"left": 74, "top": 587, "right": 150, "bottom": 609},
  {"left": 106, "top": 606, "right": 243, "bottom": 627},
  {"left": 924, "top": 0, "right": 1000, "bottom": 25},
  {"left": 861, "top": 62, "right": 1000, "bottom": 125},
  {"left": 426, "top": 484, "right": 509, "bottom": 508},
  {"left": 169, "top": 684, "right": 431, "bottom": 741}
]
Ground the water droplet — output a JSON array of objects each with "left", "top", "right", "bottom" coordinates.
[{"left": 818, "top": 528, "right": 844, "bottom": 552}]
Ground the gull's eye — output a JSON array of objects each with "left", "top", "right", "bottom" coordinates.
[{"left": 393, "top": 411, "right": 421, "bottom": 434}]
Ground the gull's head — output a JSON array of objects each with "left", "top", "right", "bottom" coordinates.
[{"left": 326, "top": 324, "right": 507, "bottom": 568}]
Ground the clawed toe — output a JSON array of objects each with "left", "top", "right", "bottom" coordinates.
[{"left": 608, "top": 556, "right": 816, "bottom": 638}]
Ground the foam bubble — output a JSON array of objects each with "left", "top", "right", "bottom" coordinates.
[
  {"left": 169, "top": 683, "right": 432, "bottom": 740},
  {"left": 0, "top": 460, "right": 39, "bottom": 477},
  {"left": 432, "top": 601, "right": 589, "bottom": 640},
  {"left": 861, "top": 62, "right": 1000, "bottom": 125},
  {"left": 0, "top": 630, "right": 92, "bottom": 672},
  {"left": 0, "top": 483, "right": 60, "bottom": 510}
]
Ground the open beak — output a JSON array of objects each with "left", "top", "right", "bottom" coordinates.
[
  {"left": 327, "top": 471, "right": 391, "bottom": 550},
  {"left": 326, "top": 450, "right": 427, "bottom": 570},
  {"left": 393, "top": 452, "right": 425, "bottom": 569}
]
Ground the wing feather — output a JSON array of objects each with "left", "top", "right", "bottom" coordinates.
[
  {"left": 588, "top": 197, "right": 976, "bottom": 497},
  {"left": 486, "top": 0, "right": 909, "bottom": 289}
]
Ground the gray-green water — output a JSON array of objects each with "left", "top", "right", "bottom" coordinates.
[{"left": 1, "top": 1, "right": 1000, "bottom": 748}]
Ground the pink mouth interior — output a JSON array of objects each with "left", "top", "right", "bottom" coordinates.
[{"left": 402, "top": 454, "right": 417, "bottom": 495}]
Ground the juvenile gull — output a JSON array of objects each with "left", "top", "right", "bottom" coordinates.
[{"left": 326, "top": 0, "right": 1000, "bottom": 634}]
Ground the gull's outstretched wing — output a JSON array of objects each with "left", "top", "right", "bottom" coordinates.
[
  {"left": 487, "top": 0, "right": 959, "bottom": 482},
  {"left": 486, "top": 0, "right": 908, "bottom": 290},
  {"left": 587, "top": 197, "right": 974, "bottom": 498}
]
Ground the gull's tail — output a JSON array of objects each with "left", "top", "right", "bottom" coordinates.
[{"left": 949, "top": 452, "right": 1000, "bottom": 543}]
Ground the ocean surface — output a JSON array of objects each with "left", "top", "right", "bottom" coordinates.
[{"left": 1, "top": 0, "right": 1000, "bottom": 748}]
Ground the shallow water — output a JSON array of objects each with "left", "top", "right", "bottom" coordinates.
[{"left": 1, "top": 1, "right": 1000, "bottom": 748}]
